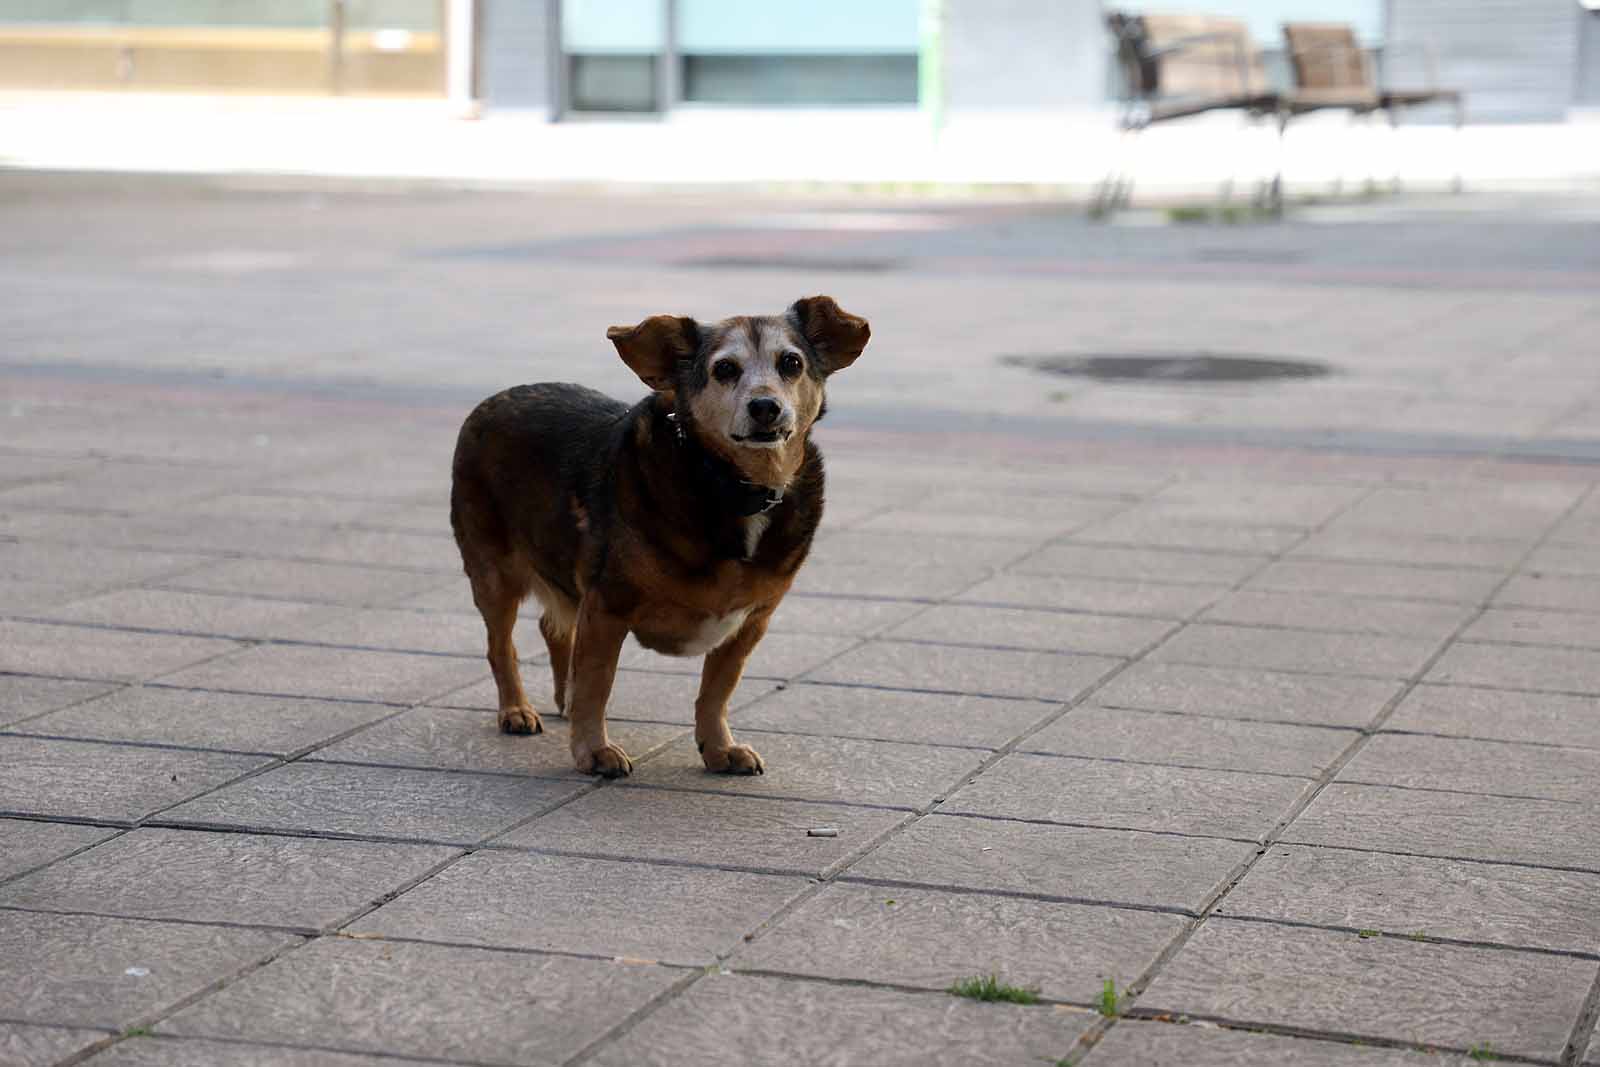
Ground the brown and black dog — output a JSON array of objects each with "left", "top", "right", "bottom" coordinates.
[{"left": 450, "top": 296, "right": 870, "bottom": 777}]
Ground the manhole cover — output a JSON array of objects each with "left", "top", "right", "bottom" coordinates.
[{"left": 1003, "top": 353, "right": 1333, "bottom": 383}]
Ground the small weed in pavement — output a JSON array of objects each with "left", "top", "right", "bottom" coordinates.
[
  {"left": 1097, "top": 979, "right": 1121, "bottom": 1017},
  {"left": 122, "top": 1026, "right": 152, "bottom": 1038},
  {"left": 1357, "top": 928, "right": 1380, "bottom": 939},
  {"left": 948, "top": 974, "right": 1040, "bottom": 1004},
  {"left": 1468, "top": 1044, "right": 1497, "bottom": 1061}
]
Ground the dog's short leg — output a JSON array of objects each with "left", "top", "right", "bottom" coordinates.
[
  {"left": 539, "top": 613, "right": 574, "bottom": 715},
  {"left": 471, "top": 575, "right": 541, "bottom": 736},
  {"left": 566, "top": 593, "right": 632, "bottom": 777},
  {"left": 695, "top": 609, "right": 772, "bottom": 775}
]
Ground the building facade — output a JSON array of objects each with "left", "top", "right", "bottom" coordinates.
[{"left": 2, "top": 0, "right": 1597, "bottom": 124}]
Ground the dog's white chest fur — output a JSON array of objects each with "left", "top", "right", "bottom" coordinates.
[{"left": 677, "top": 606, "right": 753, "bottom": 656}]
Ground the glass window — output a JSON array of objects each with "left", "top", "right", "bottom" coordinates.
[
  {"left": 677, "top": 0, "right": 919, "bottom": 106},
  {"left": 561, "top": 0, "right": 663, "bottom": 111}
]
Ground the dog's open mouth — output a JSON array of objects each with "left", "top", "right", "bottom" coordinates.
[{"left": 733, "top": 429, "right": 790, "bottom": 444}]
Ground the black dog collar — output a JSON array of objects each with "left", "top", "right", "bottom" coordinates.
[{"left": 668, "top": 412, "right": 784, "bottom": 518}]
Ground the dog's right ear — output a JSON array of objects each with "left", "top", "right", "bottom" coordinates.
[{"left": 606, "top": 315, "right": 699, "bottom": 392}]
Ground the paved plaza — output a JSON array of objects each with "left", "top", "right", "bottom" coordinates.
[{"left": 2, "top": 173, "right": 1599, "bottom": 1066}]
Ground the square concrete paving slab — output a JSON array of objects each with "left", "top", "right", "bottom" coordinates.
[
  {"left": 18, "top": 687, "right": 394, "bottom": 756},
  {"left": 1134, "top": 481, "right": 1366, "bottom": 528},
  {"left": 789, "top": 560, "right": 988, "bottom": 600},
  {"left": 957, "top": 573, "right": 1220, "bottom": 619},
  {"left": 155, "top": 644, "right": 486, "bottom": 705},
  {"left": 0, "top": 621, "right": 240, "bottom": 684},
  {"left": 1246, "top": 560, "right": 1503, "bottom": 603},
  {"left": 159, "top": 937, "right": 680, "bottom": 1065},
  {"left": 944, "top": 753, "right": 1310, "bottom": 841},
  {"left": 40, "top": 588, "right": 334, "bottom": 642},
  {"left": 1218, "top": 843, "right": 1600, "bottom": 954},
  {"left": 159, "top": 761, "right": 579, "bottom": 844},
  {"left": 806, "top": 640, "right": 1119, "bottom": 702},
  {"left": 591, "top": 972, "right": 1095, "bottom": 1067},
  {"left": 1095, "top": 663, "right": 1400, "bottom": 728},
  {"left": 1007, "top": 544, "right": 1267, "bottom": 585},
  {"left": 80, "top": 1036, "right": 461, "bottom": 1066},
  {"left": 0, "top": 674, "right": 117, "bottom": 727},
  {"left": 1025, "top": 707, "right": 1355, "bottom": 777},
  {"left": 1495, "top": 573, "right": 1600, "bottom": 613},
  {"left": 1081, "top": 1020, "right": 1466, "bottom": 1066},
  {"left": 730, "top": 683, "right": 1053, "bottom": 749},
  {"left": 844, "top": 813, "right": 1254, "bottom": 913},
  {"left": 1152, "top": 623, "right": 1440, "bottom": 679},
  {"left": 814, "top": 530, "right": 1034, "bottom": 570},
  {"left": 1463, "top": 607, "right": 1600, "bottom": 650},
  {"left": 1138, "top": 917, "right": 1595, "bottom": 1060},
  {"left": 735, "top": 882, "right": 1185, "bottom": 1003},
  {"left": 1587, "top": 1025, "right": 1600, "bottom": 1067},
  {"left": 0, "top": 818, "right": 118, "bottom": 883},
  {"left": 621, "top": 730, "right": 987, "bottom": 810},
  {"left": 352, "top": 851, "right": 805, "bottom": 965},
  {"left": 432, "top": 668, "right": 777, "bottom": 726},
  {"left": 291, "top": 606, "right": 494, "bottom": 656},
  {"left": 1075, "top": 514, "right": 1304, "bottom": 554},
  {"left": 0, "top": 542, "right": 209, "bottom": 589},
  {"left": 1285, "top": 783, "right": 1600, "bottom": 871},
  {"left": 1427, "top": 641, "right": 1600, "bottom": 695},
  {"left": 883, "top": 604, "right": 1174, "bottom": 656},
  {"left": 0, "top": 578, "right": 89, "bottom": 614},
  {"left": 1289, "top": 529, "right": 1526, "bottom": 570},
  {"left": 1339, "top": 733, "right": 1600, "bottom": 803},
  {"left": 1386, "top": 683, "right": 1600, "bottom": 749},
  {"left": 1325, "top": 484, "right": 1581, "bottom": 540},
  {"left": 162, "top": 558, "right": 443, "bottom": 606},
  {"left": 765, "top": 593, "right": 927, "bottom": 637},
  {"left": 0, "top": 1023, "right": 108, "bottom": 1067},
  {"left": 0, "top": 910, "right": 294, "bottom": 1030},
  {"left": 618, "top": 630, "right": 858, "bottom": 681},
  {"left": 1523, "top": 542, "right": 1600, "bottom": 577},
  {"left": 493, "top": 788, "right": 903, "bottom": 877},
  {"left": 0, "top": 736, "right": 270, "bottom": 823},
  {"left": 312, "top": 706, "right": 684, "bottom": 777},
  {"left": 0, "top": 828, "right": 458, "bottom": 930},
  {"left": 1201, "top": 590, "right": 1474, "bottom": 638}
]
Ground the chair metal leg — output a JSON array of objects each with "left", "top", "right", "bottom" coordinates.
[{"left": 1451, "top": 97, "right": 1466, "bottom": 194}]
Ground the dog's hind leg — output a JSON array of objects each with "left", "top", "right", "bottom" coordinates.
[
  {"left": 470, "top": 571, "right": 541, "bottom": 736},
  {"left": 539, "top": 612, "right": 574, "bottom": 714}
]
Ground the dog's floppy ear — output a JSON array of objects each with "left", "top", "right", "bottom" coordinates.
[
  {"left": 789, "top": 295, "right": 870, "bottom": 375},
  {"left": 606, "top": 315, "right": 699, "bottom": 392}
]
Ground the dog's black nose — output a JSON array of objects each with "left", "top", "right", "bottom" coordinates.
[{"left": 747, "top": 398, "right": 781, "bottom": 426}]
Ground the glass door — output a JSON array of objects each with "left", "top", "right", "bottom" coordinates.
[{"left": 560, "top": 0, "right": 666, "bottom": 112}]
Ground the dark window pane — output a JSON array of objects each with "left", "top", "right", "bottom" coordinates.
[
  {"left": 569, "top": 54, "right": 656, "bottom": 111},
  {"left": 681, "top": 54, "right": 917, "bottom": 106}
]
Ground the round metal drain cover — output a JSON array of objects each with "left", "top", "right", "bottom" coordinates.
[{"left": 1005, "top": 353, "right": 1332, "bottom": 383}]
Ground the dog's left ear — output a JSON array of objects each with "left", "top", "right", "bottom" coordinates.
[
  {"left": 606, "top": 315, "right": 700, "bottom": 392},
  {"left": 789, "top": 295, "right": 870, "bottom": 375}
]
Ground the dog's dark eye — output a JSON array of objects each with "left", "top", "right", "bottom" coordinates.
[
  {"left": 712, "top": 360, "right": 741, "bottom": 384},
  {"left": 778, "top": 352, "right": 803, "bottom": 378}
]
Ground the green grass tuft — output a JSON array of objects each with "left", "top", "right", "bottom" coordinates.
[
  {"left": 1357, "top": 928, "right": 1380, "bottom": 939},
  {"left": 947, "top": 974, "right": 1041, "bottom": 1004},
  {"left": 1097, "top": 978, "right": 1122, "bottom": 1017},
  {"left": 1468, "top": 1044, "right": 1497, "bottom": 1061}
]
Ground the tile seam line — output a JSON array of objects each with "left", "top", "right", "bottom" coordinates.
[{"left": 1071, "top": 478, "right": 1600, "bottom": 1067}]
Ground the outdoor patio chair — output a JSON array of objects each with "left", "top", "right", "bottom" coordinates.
[
  {"left": 1100, "top": 12, "right": 1285, "bottom": 215},
  {"left": 1282, "top": 21, "right": 1465, "bottom": 193}
]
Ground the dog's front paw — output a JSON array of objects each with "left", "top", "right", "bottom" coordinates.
[
  {"left": 574, "top": 741, "right": 633, "bottom": 778},
  {"left": 702, "top": 743, "right": 765, "bottom": 775},
  {"left": 498, "top": 704, "right": 543, "bottom": 735}
]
